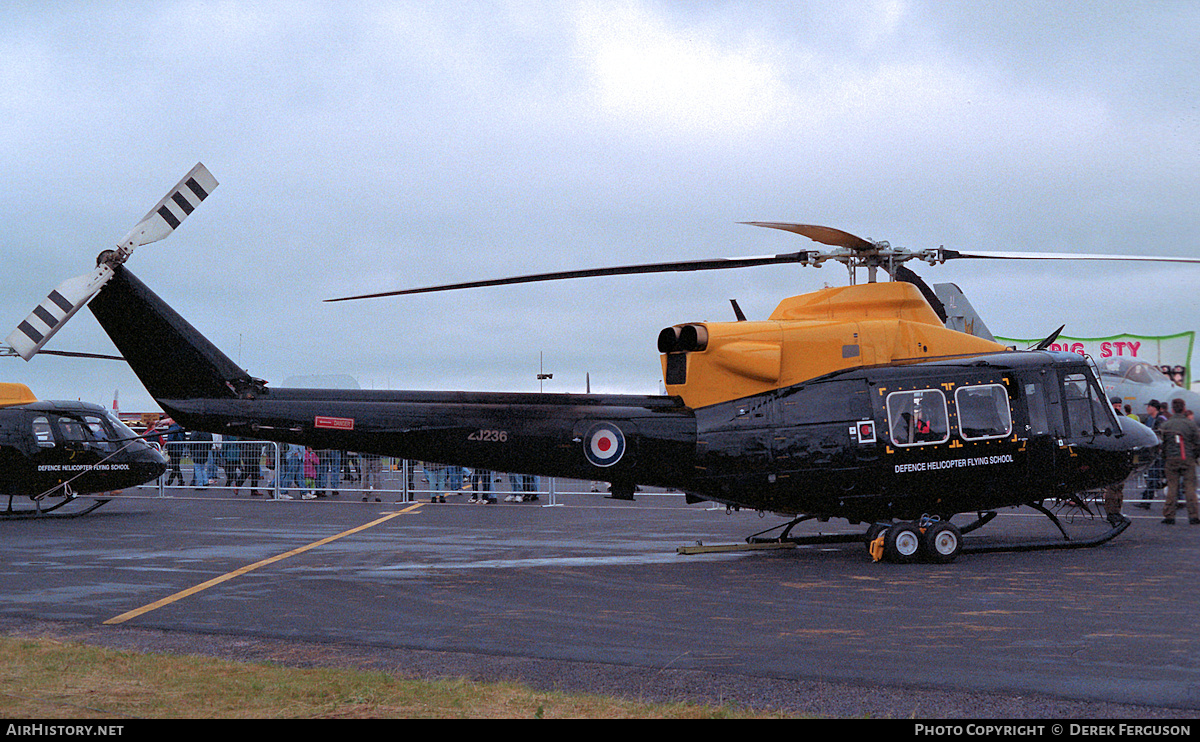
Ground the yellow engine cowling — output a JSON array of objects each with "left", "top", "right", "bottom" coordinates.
[
  {"left": 660, "top": 283, "right": 1008, "bottom": 409},
  {"left": 0, "top": 383, "right": 37, "bottom": 407}
]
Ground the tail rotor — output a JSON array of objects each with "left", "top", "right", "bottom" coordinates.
[{"left": 5, "top": 163, "right": 217, "bottom": 360}]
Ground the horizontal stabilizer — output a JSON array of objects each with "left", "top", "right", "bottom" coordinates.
[
  {"left": 116, "top": 163, "right": 218, "bottom": 250},
  {"left": 5, "top": 265, "right": 113, "bottom": 360}
]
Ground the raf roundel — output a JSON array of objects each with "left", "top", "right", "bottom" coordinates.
[{"left": 584, "top": 423, "right": 626, "bottom": 467}]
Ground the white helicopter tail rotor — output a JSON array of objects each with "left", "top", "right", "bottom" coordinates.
[{"left": 5, "top": 163, "right": 217, "bottom": 360}]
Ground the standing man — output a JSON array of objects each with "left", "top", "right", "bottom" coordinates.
[
  {"left": 1136, "top": 400, "right": 1168, "bottom": 509},
  {"left": 162, "top": 419, "right": 186, "bottom": 487},
  {"left": 1159, "top": 398, "right": 1200, "bottom": 525},
  {"left": 1102, "top": 397, "right": 1130, "bottom": 526}
]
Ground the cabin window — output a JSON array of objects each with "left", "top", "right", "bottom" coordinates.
[
  {"left": 56, "top": 417, "right": 88, "bottom": 443},
  {"left": 886, "top": 389, "right": 949, "bottom": 446},
  {"left": 31, "top": 416, "right": 54, "bottom": 448},
  {"left": 955, "top": 384, "right": 1013, "bottom": 441}
]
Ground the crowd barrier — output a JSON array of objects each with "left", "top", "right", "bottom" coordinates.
[
  {"left": 1118, "top": 467, "right": 1174, "bottom": 511},
  {"left": 140, "top": 440, "right": 599, "bottom": 504}
]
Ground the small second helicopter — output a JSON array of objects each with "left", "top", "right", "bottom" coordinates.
[
  {"left": 0, "top": 382, "right": 167, "bottom": 518},
  {"left": 9, "top": 163, "right": 1195, "bottom": 560}
]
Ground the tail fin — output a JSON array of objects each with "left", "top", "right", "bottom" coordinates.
[
  {"left": 933, "top": 282, "right": 996, "bottom": 342},
  {"left": 87, "top": 265, "right": 264, "bottom": 401}
]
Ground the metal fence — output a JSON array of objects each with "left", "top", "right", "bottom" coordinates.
[
  {"left": 1063, "top": 467, "right": 1167, "bottom": 513},
  {"left": 1119, "top": 466, "right": 1169, "bottom": 511},
  {"left": 142, "top": 440, "right": 587, "bottom": 504}
]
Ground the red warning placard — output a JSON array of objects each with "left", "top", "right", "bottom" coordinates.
[{"left": 314, "top": 416, "right": 354, "bottom": 431}]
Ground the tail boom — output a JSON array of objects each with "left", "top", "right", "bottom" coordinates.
[
  {"left": 88, "top": 266, "right": 698, "bottom": 491},
  {"left": 161, "top": 390, "right": 697, "bottom": 489}
]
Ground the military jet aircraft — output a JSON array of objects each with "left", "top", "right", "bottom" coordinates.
[{"left": 1098, "top": 356, "right": 1200, "bottom": 418}]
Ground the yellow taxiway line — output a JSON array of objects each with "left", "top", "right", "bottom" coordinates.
[{"left": 104, "top": 504, "right": 422, "bottom": 625}]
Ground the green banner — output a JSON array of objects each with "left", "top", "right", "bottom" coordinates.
[{"left": 994, "top": 332, "right": 1196, "bottom": 387}]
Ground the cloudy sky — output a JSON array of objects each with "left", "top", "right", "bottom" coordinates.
[{"left": 2, "top": 1, "right": 1198, "bottom": 412}]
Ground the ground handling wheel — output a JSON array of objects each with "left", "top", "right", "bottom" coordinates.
[
  {"left": 920, "top": 520, "right": 963, "bottom": 564},
  {"left": 882, "top": 522, "right": 922, "bottom": 564}
]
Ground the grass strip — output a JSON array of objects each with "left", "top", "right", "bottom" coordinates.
[{"left": 0, "top": 636, "right": 773, "bottom": 719}]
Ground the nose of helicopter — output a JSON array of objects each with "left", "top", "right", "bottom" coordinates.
[
  {"left": 123, "top": 441, "right": 168, "bottom": 484},
  {"left": 1117, "top": 414, "right": 1160, "bottom": 469}
]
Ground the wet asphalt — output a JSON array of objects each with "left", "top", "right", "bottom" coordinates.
[{"left": 2, "top": 483, "right": 1199, "bottom": 718}]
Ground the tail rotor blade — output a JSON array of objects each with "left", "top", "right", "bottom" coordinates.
[
  {"left": 6, "top": 163, "right": 218, "bottom": 361},
  {"left": 117, "top": 163, "right": 217, "bottom": 251},
  {"left": 6, "top": 265, "right": 113, "bottom": 360}
]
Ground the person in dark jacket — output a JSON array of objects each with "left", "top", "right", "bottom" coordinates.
[
  {"left": 1136, "top": 400, "right": 1168, "bottom": 509},
  {"left": 162, "top": 419, "right": 186, "bottom": 486},
  {"left": 188, "top": 431, "right": 213, "bottom": 487},
  {"left": 1159, "top": 397, "right": 1200, "bottom": 524}
]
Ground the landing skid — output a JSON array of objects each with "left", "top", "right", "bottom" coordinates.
[
  {"left": 962, "top": 501, "right": 1130, "bottom": 555},
  {"left": 2, "top": 493, "right": 113, "bottom": 520},
  {"left": 687, "top": 503, "right": 1130, "bottom": 563}
]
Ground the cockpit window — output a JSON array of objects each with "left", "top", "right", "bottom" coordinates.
[
  {"left": 886, "top": 389, "right": 950, "bottom": 447},
  {"left": 1098, "top": 357, "right": 1171, "bottom": 385},
  {"left": 1063, "top": 372, "right": 1117, "bottom": 437},
  {"left": 84, "top": 415, "right": 115, "bottom": 440},
  {"left": 955, "top": 384, "right": 1013, "bottom": 441},
  {"left": 1126, "top": 363, "right": 1167, "bottom": 384},
  {"left": 103, "top": 413, "right": 140, "bottom": 441},
  {"left": 54, "top": 414, "right": 116, "bottom": 452},
  {"left": 84, "top": 415, "right": 122, "bottom": 452}
]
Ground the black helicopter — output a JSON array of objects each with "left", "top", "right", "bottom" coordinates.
[
  {"left": 9, "top": 163, "right": 1193, "bottom": 560},
  {"left": 0, "top": 382, "right": 167, "bottom": 518}
]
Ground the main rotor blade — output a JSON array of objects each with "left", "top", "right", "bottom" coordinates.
[
  {"left": 741, "top": 222, "right": 877, "bottom": 252},
  {"left": 325, "top": 252, "right": 814, "bottom": 302},
  {"left": 893, "top": 265, "right": 946, "bottom": 322},
  {"left": 325, "top": 217, "right": 1200, "bottom": 304},
  {"left": 942, "top": 249, "right": 1200, "bottom": 264},
  {"left": 0, "top": 346, "right": 124, "bottom": 361},
  {"left": 1035, "top": 325, "right": 1066, "bottom": 351}
]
